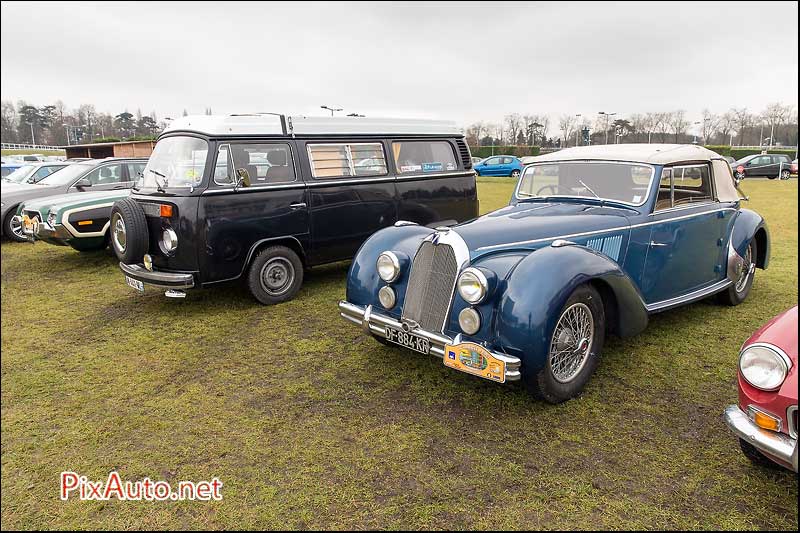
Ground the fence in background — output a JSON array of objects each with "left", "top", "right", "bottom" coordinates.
[{"left": 1, "top": 143, "right": 64, "bottom": 151}]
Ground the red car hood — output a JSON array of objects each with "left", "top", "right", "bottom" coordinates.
[{"left": 744, "top": 306, "right": 798, "bottom": 401}]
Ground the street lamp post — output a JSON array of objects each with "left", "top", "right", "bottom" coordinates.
[
  {"left": 27, "top": 121, "right": 35, "bottom": 145},
  {"left": 598, "top": 111, "right": 616, "bottom": 144},
  {"left": 320, "top": 105, "right": 342, "bottom": 116},
  {"left": 63, "top": 123, "right": 71, "bottom": 146},
  {"left": 575, "top": 114, "right": 581, "bottom": 147},
  {"left": 692, "top": 121, "right": 701, "bottom": 144}
]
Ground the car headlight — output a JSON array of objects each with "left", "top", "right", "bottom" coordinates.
[
  {"left": 160, "top": 227, "right": 178, "bottom": 254},
  {"left": 458, "top": 307, "right": 481, "bottom": 335},
  {"left": 378, "top": 286, "right": 396, "bottom": 309},
  {"left": 739, "top": 344, "right": 790, "bottom": 391},
  {"left": 377, "top": 251, "right": 401, "bottom": 283},
  {"left": 457, "top": 267, "right": 488, "bottom": 304}
]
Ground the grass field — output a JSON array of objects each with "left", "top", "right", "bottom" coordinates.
[{"left": 1, "top": 178, "right": 797, "bottom": 530}]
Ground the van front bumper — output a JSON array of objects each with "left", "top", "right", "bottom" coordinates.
[
  {"left": 119, "top": 262, "right": 196, "bottom": 289},
  {"left": 338, "top": 300, "right": 522, "bottom": 382},
  {"left": 724, "top": 405, "right": 798, "bottom": 472}
]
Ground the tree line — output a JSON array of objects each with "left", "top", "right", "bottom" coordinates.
[
  {"left": 466, "top": 103, "right": 798, "bottom": 148},
  {"left": 0, "top": 100, "right": 210, "bottom": 146}
]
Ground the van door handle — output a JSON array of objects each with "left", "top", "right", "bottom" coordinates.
[{"left": 289, "top": 202, "right": 307, "bottom": 209}]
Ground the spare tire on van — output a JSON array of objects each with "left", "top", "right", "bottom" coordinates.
[{"left": 110, "top": 198, "right": 149, "bottom": 264}]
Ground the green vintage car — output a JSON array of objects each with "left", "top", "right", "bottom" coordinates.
[{"left": 18, "top": 189, "right": 131, "bottom": 253}]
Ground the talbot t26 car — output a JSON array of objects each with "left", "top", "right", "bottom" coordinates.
[
  {"left": 339, "top": 144, "right": 770, "bottom": 403},
  {"left": 724, "top": 306, "right": 797, "bottom": 472},
  {"left": 19, "top": 188, "right": 134, "bottom": 255},
  {"left": 112, "top": 114, "right": 478, "bottom": 303}
]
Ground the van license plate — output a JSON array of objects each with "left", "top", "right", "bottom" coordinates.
[
  {"left": 125, "top": 275, "right": 144, "bottom": 292},
  {"left": 385, "top": 327, "right": 430, "bottom": 354}
]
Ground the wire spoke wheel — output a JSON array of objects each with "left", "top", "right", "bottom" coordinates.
[
  {"left": 549, "top": 302, "right": 594, "bottom": 383},
  {"left": 735, "top": 243, "right": 753, "bottom": 293}
]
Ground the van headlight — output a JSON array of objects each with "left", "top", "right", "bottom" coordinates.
[
  {"left": 457, "top": 267, "right": 488, "bottom": 304},
  {"left": 377, "top": 251, "right": 401, "bottom": 282},
  {"left": 160, "top": 227, "right": 178, "bottom": 254},
  {"left": 739, "top": 344, "right": 790, "bottom": 391}
]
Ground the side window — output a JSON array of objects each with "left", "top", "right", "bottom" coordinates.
[
  {"left": 307, "top": 142, "right": 387, "bottom": 179},
  {"left": 501, "top": 157, "right": 513, "bottom": 164},
  {"left": 655, "top": 168, "right": 673, "bottom": 210},
  {"left": 485, "top": 157, "right": 499, "bottom": 165},
  {"left": 216, "top": 143, "right": 296, "bottom": 185},
  {"left": 84, "top": 164, "right": 123, "bottom": 185},
  {"left": 31, "top": 166, "right": 62, "bottom": 182},
  {"left": 126, "top": 162, "right": 146, "bottom": 183},
  {"left": 671, "top": 165, "right": 714, "bottom": 206},
  {"left": 751, "top": 156, "right": 769, "bottom": 166},
  {"left": 392, "top": 140, "right": 458, "bottom": 174}
]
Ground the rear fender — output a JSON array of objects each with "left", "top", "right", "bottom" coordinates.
[{"left": 731, "top": 209, "right": 769, "bottom": 269}]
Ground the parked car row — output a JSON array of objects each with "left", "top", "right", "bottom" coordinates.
[{"left": 3, "top": 115, "right": 796, "bottom": 474}]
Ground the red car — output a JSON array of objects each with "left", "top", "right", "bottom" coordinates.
[{"left": 724, "top": 306, "right": 798, "bottom": 472}]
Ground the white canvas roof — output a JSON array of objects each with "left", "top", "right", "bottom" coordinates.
[{"left": 163, "top": 114, "right": 461, "bottom": 136}]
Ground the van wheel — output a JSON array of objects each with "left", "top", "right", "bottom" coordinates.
[
  {"left": 110, "top": 198, "right": 148, "bottom": 263},
  {"left": 3, "top": 208, "right": 27, "bottom": 242},
  {"left": 247, "top": 246, "right": 304, "bottom": 305},
  {"left": 718, "top": 239, "right": 756, "bottom": 306},
  {"left": 525, "top": 284, "right": 605, "bottom": 403}
]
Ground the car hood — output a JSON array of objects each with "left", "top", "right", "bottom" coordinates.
[
  {"left": 454, "top": 201, "right": 634, "bottom": 255},
  {"left": 1, "top": 183, "right": 64, "bottom": 208},
  {"left": 21, "top": 189, "right": 129, "bottom": 213},
  {"left": 746, "top": 306, "right": 798, "bottom": 361}
]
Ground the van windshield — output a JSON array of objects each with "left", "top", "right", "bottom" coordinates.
[{"left": 139, "top": 136, "right": 208, "bottom": 190}]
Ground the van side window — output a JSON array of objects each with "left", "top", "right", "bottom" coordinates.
[
  {"left": 216, "top": 143, "right": 296, "bottom": 185},
  {"left": 307, "top": 143, "right": 387, "bottom": 178},
  {"left": 392, "top": 141, "right": 458, "bottom": 174}
]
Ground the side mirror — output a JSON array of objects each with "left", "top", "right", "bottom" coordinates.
[
  {"left": 234, "top": 168, "right": 251, "bottom": 189},
  {"left": 74, "top": 177, "right": 92, "bottom": 189}
]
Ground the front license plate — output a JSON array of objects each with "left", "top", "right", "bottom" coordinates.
[
  {"left": 385, "top": 326, "right": 430, "bottom": 354},
  {"left": 444, "top": 342, "right": 506, "bottom": 383},
  {"left": 125, "top": 275, "right": 144, "bottom": 292}
]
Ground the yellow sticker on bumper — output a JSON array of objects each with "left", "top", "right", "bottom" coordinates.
[{"left": 443, "top": 342, "right": 506, "bottom": 383}]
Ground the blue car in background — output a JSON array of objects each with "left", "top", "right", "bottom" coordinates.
[
  {"left": 1, "top": 162, "right": 25, "bottom": 179},
  {"left": 474, "top": 155, "right": 524, "bottom": 178}
]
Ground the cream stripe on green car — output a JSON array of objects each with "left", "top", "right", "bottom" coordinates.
[{"left": 17, "top": 189, "right": 131, "bottom": 255}]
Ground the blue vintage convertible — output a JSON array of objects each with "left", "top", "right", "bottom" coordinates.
[{"left": 339, "top": 144, "right": 769, "bottom": 403}]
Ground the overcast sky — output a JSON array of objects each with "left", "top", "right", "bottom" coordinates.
[{"left": 1, "top": 1, "right": 797, "bottom": 129}]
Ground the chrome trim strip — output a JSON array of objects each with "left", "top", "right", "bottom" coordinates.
[
  {"left": 338, "top": 301, "right": 521, "bottom": 381},
  {"left": 396, "top": 171, "right": 474, "bottom": 181},
  {"left": 307, "top": 176, "right": 396, "bottom": 187},
  {"left": 119, "top": 262, "right": 195, "bottom": 289},
  {"left": 475, "top": 207, "right": 737, "bottom": 252},
  {"left": 202, "top": 183, "right": 307, "bottom": 195},
  {"left": 646, "top": 279, "right": 731, "bottom": 312},
  {"left": 650, "top": 201, "right": 720, "bottom": 216},
  {"left": 724, "top": 405, "right": 798, "bottom": 472},
  {"left": 788, "top": 405, "right": 798, "bottom": 440}
]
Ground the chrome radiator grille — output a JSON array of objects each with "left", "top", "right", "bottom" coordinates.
[{"left": 402, "top": 241, "right": 458, "bottom": 332}]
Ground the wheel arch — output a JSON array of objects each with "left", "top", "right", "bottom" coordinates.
[
  {"left": 494, "top": 245, "right": 648, "bottom": 372},
  {"left": 244, "top": 236, "right": 307, "bottom": 273},
  {"left": 731, "top": 209, "right": 769, "bottom": 270}
]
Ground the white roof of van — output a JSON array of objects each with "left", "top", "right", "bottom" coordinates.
[
  {"left": 163, "top": 114, "right": 462, "bottom": 136},
  {"left": 523, "top": 144, "right": 724, "bottom": 166}
]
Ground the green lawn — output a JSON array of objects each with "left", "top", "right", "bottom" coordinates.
[
  {"left": 2, "top": 149, "right": 66, "bottom": 157},
  {"left": 1, "top": 178, "right": 797, "bottom": 530}
]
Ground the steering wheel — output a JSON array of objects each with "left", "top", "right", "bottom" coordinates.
[{"left": 536, "top": 184, "right": 566, "bottom": 196}]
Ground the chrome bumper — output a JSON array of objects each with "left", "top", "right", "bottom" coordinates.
[
  {"left": 724, "top": 405, "right": 798, "bottom": 472},
  {"left": 338, "top": 300, "right": 522, "bottom": 382},
  {"left": 119, "top": 262, "right": 196, "bottom": 289},
  {"left": 31, "top": 221, "right": 72, "bottom": 242}
]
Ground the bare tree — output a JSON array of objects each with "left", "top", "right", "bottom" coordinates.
[
  {"left": 651, "top": 112, "right": 670, "bottom": 143},
  {"left": 717, "top": 111, "right": 736, "bottom": 145},
  {"left": 762, "top": 102, "right": 790, "bottom": 146},
  {"left": 558, "top": 114, "right": 577, "bottom": 147},
  {"left": 731, "top": 108, "right": 751, "bottom": 146},
  {"left": 668, "top": 110, "right": 689, "bottom": 143},
  {"left": 504, "top": 114, "right": 523, "bottom": 146},
  {"left": 700, "top": 109, "right": 720, "bottom": 145}
]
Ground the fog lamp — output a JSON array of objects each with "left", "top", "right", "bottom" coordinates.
[
  {"left": 458, "top": 307, "right": 481, "bottom": 335},
  {"left": 143, "top": 253, "right": 153, "bottom": 271},
  {"left": 378, "top": 286, "right": 396, "bottom": 309}
]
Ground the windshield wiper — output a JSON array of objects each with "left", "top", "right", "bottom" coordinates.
[
  {"left": 578, "top": 179, "right": 602, "bottom": 201},
  {"left": 148, "top": 169, "right": 167, "bottom": 193}
]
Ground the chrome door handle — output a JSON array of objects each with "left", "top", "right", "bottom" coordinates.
[
  {"left": 649, "top": 241, "right": 669, "bottom": 247},
  {"left": 289, "top": 202, "right": 307, "bottom": 209}
]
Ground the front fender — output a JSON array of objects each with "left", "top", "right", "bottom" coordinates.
[
  {"left": 495, "top": 245, "right": 648, "bottom": 373},
  {"left": 731, "top": 208, "right": 769, "bottom": 269},
  {"left": 345, "top": 224, "right": 432, "bottom": 311}
]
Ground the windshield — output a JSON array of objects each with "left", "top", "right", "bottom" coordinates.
[
  {"left": 516, "top": 162, "right": 654, "bottom": 206},
  {"left": 2, "top": 165, "right": 34, "bottom": 183},
  {"left": 139, "top": 136, "right": 209, "bottom": 190},
  {"left": 37, "top": 163, "right": 94, "bottom": 186}
]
